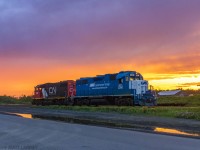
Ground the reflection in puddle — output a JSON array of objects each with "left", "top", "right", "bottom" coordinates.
[
  {"left": 154, "top": 127, "right": 199, "bottom": 137},
  {"left": 34, "top": 115, "right": 200, "bottom": 138},
  {"left": 9, "top": 113, "right": 32, "bottom": 119}
]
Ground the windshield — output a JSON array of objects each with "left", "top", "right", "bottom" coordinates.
[
  {"left": 129, "top": 73, "right": 143, "bottom": 80},
  {"left": 135, "top": 73, "right": 143, "bottom": 80}
]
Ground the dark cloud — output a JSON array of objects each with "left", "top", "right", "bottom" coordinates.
[{"left": 0, "top": 0, "right": 200, "bottom": 67}]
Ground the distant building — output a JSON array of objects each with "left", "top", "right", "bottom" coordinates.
[{"left": 158, "top": 90, "right": 188, "bottom": 97}]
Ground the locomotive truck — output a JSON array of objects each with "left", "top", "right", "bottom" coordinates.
[{"left": 32, "top": 71, "right": 157, "bottom": 106}]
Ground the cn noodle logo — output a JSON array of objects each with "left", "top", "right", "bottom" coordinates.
[{"left": 49, "top": 87, "right": 57, "bottom": 94}]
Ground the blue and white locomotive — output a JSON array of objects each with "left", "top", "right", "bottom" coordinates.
[{"left": 74, "top": 71, "right": 157, "bottom": 106}]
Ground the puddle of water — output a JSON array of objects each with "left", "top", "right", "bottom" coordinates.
[
  {"left": 15, "top": 113, "right": 32, "bottom": 119},
  {"left": 6, "top": 113, "right": 33, "bottom": 119},
  {"left": 32, "top": 115, "right": 155, "bottom": 132},
  {"left": 33, "top": 115, "right": 200, "bottom": 138},
  {"left": 154, "top": 127, "right": 200, "bottom": 137}
]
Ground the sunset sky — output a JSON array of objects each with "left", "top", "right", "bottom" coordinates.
[{"left": 0, "top": 0, "right": 200, "bottom": 96}]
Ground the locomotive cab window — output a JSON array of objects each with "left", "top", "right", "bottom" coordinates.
[
  {"left": 135, "top": 73, "right": 143, "bottom": 80},
  {"left": 135, "top": 75, "right": 141, "bottom": 80},
  {"left": 118, "top": 78, "right": 123, "bottom": 84}
]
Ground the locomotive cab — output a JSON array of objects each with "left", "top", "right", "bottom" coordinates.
[
  {"left": 32, "top": 81, "right": 76, "bottom": 105},
  {"left": 116, "top": 71, "right": 156, "bottom": 106},
  {"left": 33, "top": 87, "right": 43, "bottom": 99}
]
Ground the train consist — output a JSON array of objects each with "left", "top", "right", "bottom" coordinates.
[{"left": 32, "top": 71, "right": 157, "bottom": 106}]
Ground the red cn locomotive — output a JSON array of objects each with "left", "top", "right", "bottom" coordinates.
[{"left": 32, "top": 80, "right": 76, "bottom": 105}]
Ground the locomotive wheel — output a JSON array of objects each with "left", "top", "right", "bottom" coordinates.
[
  {"left": 116, "top": 98, "right": 133, "bottom": 106},
  {"left": 77, "top": 99, "right": 83, "bottom": 106},
  {"left": 64, "top": 99, "right": 68, "bottom": 105},
  {"left": 32, "top": 100, "right": 36, "bottom": 105},
  {"left": 68, "top": 98, "right": 75, "bottom": 106},
  {"left": 115, "top": 98, "right": 120, "bottom": 106},
  {"left": 83, "top": 99, "right": 90, "bottom": 106},
  {"left": 120, "top": 99, "right": 128, "bottom": 106},
  {"left": 58, "top": 100, "right": 64, "bottom": 105},
  {"left": 41, "top": 101, "right": 45, "bottom": 106},
  {"left": 128, "top": 98, "right": 134, "bottom": 106},
  {"left": 87, "top": 100, "right": 91, "bottom": 106}
]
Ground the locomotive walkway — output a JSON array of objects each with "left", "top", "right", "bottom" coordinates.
[{"left": 0, "top": 105, "right": 200, "bottom": 139}]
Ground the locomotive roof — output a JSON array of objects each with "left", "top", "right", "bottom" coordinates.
[
  {"left": 78, "top": 71, "right": 138, "bottom": 80},
  {"left": 35, "top": 80, "right": 74, "bottom": 88}
]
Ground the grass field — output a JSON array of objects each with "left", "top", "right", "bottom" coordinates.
[
  {"left": 0, "top": 96, "right": 32, "bottom": 105},
  {"left": 157, "top": 95, "right": 200, "bottom": 107},
  {"left": 38, "top": 95, "right": 200, "bottom": 121},
  {"left": 1, "top": 95, "right": 200, "bottom": 120},
  {"left": 41, "top": 105, "right": 200, "bottom": 121}
]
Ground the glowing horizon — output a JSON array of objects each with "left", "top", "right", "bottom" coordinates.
[{"left": 1, "top": 70, "right": 200, "bottom": 97}]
